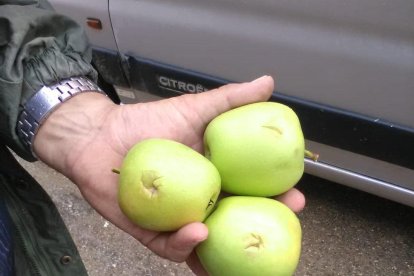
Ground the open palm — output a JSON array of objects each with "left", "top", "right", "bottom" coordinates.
[{"left": 34, "top": 76, "right": 305, "bottom": 275}]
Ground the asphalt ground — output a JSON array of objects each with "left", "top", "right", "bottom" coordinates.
[
  {"left": 15, "top": 90, "right": 414, "bottom": 276},
  {"left": 16, "top": 159, "right": 414, "bottom": 276}
]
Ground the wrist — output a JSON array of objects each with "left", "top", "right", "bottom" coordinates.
[
  {"left": 17, "top": 77, "right": 105, "bottom": 158},
  {"left": 33, "top": 92, "right": 116, "bottom": 175}
]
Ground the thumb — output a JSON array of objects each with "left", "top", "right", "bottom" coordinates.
[
  {"left": 209, "top": 75, "right": 275, "bottom": 109},
  {"left": 161, "top": 222, "right": 208, "bottom": 262},
  {"left": 172, "top": 75, "right": 275, "bottom": 124}
]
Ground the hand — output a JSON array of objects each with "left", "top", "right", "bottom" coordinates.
[{"left": 33, "top": 75, "right": 305, "bottom": 275}]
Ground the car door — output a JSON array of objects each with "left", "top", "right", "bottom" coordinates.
[
  {"left": 109, "top": 0, "right": 414, "bottom": 124},
  {"left": 108, "top": 0, "right": 414, "bottom": 206},
  {"left": 50, "top": 0, "right": 414, "bottom": 206}
]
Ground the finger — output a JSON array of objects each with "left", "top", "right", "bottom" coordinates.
[
  {"left": 274, "top": 188, "right": 306, "bottom": 213},
  {"left": 186, "top": 251, "right": 209, "bottom": 276},
  {"left": 208, "top": 75, "right": 275, "bottom": 108},
  {"left": 173, "top": 75, "right": 275, "bottom": 125},
  {"left": 147, "top": 222, "right": 208, "bottom": 262}
]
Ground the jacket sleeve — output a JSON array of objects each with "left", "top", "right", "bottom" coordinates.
[{"left": 0, "top": 0, "right": 98, "bottom": 161}]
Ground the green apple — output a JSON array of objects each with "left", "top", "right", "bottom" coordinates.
[
  {"left": 204, "top": 102, "right": 305, "bottom": 196},
  {"left": 117, "top": 138, "right": 221, "bottom": 231},
  {"left": 196, "top": 196, "right": 302, "bottom": 276}
]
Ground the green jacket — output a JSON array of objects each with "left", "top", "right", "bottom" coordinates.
[{"left": 1, "top": 0, "right": 97, "bottom": 274}]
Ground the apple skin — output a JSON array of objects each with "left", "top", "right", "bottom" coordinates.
[
  {"left": 204, "top": 102, "right": 305, "bottom": 196},
  {"left": 117, "top": 138, "right": 221, "bottom": 231},
  {"left": 196, "top": 196, "right": 302, "bottom": 276}
]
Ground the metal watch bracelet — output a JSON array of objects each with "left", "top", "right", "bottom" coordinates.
[{"left": 16, "top": 76, "right": 104, "bottom": 157}]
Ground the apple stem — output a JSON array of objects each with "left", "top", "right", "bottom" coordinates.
[
  {"left": 305, "top": 150, "right": 319, "bottom": 162},
  {"left": 112, "top": 168, "right": 121, "bottom": 174}
]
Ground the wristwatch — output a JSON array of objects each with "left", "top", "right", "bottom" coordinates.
[{"left": 16, "top": 76, "right": 104, "bottom": 157}]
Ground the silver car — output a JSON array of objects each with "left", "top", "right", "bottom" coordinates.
[{"left": 50, "top": 0, "right": 414, "bottom": 207}]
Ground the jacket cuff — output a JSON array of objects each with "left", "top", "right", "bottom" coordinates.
[{"left": 0, "top": 4, "right": 98, "bottom": 161}]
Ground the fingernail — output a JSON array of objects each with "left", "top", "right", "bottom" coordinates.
[{"left": 252, "top": 75, "right": 270, "bottom": 83}]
